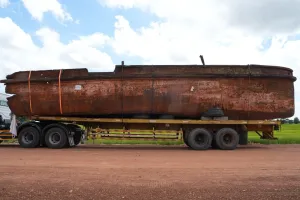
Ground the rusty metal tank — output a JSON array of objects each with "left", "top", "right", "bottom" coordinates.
[{"left": 0, "top": 63, "right": 296, "bottom": 120}]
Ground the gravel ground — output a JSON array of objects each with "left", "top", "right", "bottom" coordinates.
[{"left": 0, "top": 144, "right": 300, "bottom": 200}]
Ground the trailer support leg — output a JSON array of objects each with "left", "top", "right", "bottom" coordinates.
[{"left": 255, "top": 131, "right": 278, "bottom": 140}]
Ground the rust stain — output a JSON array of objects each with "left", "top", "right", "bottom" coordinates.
[{"left": 0, "top": 64, "right": 296, "bottom": 120}]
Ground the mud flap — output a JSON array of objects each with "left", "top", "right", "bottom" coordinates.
[
  {"left": 239, "top": 130, "right": 248, "bottom": 145},
  {"left": 68, "top": 135, "right": 75, "bottom": 146}
]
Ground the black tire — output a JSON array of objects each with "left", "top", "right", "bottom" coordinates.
[
  {"left": 215, "top": 128, "right": 239, "bottom": 150},
  {"left": 133, "top": 115, "right": 149, "bottom": 119},
  {"left": 187, "top": 128, "right": 212, "bottom": 150},
  {"left": 44, "top": 127, "right": 68, "bottom": 149},
  {"left": 159, "top": 115, "right": 174, "bottom": 119},
  {"left": 183, "top": 131, "right": 191, "bottom": 147},
  {"left": 203, "top": 107, "right": 224, "bottom": 117},
  {"left": 18, "top": 127, "right": 40, "bottom": 148}
]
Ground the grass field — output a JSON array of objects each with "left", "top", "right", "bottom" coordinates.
[
  {"left": 248, "top": 124, "right": 300, "bottom": 144},
  {"left": 85, "top": 124, "right": 300, "bottom": 145}
]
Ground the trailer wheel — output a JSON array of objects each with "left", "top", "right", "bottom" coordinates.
[
  {"left": 187, "top": 128, "right": 212, "bottom": 150},
  {"left": 203, "top": 107, "right": 224, "bottom": 117},
  {"left": 215, "top": 128, "right": 239, "bottom": 150},
  {"left": 18, "top": 127, "right": 40, "bottom": 148},
  {"left": 44, "top": 127, "right": 68, "bottom": 149}
]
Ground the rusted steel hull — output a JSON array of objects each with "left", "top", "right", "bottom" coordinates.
[{"left": 0, "top": 64, "right": 296, "bottom": 120}]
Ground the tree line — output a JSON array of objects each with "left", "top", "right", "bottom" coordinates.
[{"left": 280, "top": 117, "right": 299, "bottom": 124}]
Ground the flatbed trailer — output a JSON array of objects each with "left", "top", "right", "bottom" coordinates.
[{"left": 5, "top": 115, "right": 280, "bottom": 150}]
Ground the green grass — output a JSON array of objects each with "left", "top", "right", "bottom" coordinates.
[
  {"left": 248, "top": 124, "right": 300, "bottom": 144},
  {"left": 85, "top": 124, "right": 300, "bottom": 145},
  {"left": 86, "top": 139, "right": 183, "bottom": 146}
]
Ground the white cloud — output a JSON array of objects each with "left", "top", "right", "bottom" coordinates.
[
  {"left": 21, "top": 0, "right": 73, "bottom": 22},
  {"left": 0, "top": 0, "right": 9, "bottom": 8},
  {"left": 0, "top": 17, "right": 115, "bottom": 82},
  {"left": 78, "top": 33, "right": 111, "bottom": 48},
  {"left": 223, "top": 0, "right": 300, "bottom": 35},
  {"left": 99, "top": 0, "right": 300, "bottom": 118},
  {"left": 1, "top": 0, "right": 300, "bottom": 119},
  {"left": 100, "top": 0, "right": 300, "bottom": 35}
]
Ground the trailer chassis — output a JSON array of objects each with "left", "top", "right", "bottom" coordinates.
[{"left": 3, "top": 116, "right": 280, "bottom": 150}]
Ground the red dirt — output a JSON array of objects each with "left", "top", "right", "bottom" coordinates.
[{"left": 0, "top": 144, "right": 300, "bottom": 200}]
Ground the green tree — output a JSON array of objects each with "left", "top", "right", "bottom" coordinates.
[
  {"left": 294, "top": 117, "right": 299, "bottom": 124},
  {"left": 280, "top": 118, "right": 286, "bottom": 124}
]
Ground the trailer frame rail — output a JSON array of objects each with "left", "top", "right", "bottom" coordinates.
[{"left": 31, "top": 116, "right": 280, "bottom": 125}]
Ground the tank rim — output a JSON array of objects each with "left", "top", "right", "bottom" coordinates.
[{"left": 114, "top": 64, "right": 294, "bottom": 73}]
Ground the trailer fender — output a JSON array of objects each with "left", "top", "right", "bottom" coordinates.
[
  {"left": 17, "top": 121, "right": 43, "bottom": 137},
  {"left": 66, "top": 124, "right": 83, "bottom": 146},
  {"left": 42, "top": 123, "right": 70, "bottom": 138}
]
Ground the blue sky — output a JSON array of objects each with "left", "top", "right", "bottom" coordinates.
[
  {"left": 1, "top": 0, "right": 157, "bottom": 36},
  {"left": 0, "top": 0, "right": 299, "bottom": 119},
  {"left": 1, "top": 0, "right": 298, "bottom": 65},
  {"left": 0, "top": 0, "right": 161, "bottom": 65}
]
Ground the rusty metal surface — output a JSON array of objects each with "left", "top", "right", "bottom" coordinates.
[
  {"left": 0, "top": 64, "right": 296, "bottom": 120},
  {"left": 114, "top": 64, "right": 294, "bottom": 76},
  {"left": 6, "top": 68, "right": 89, "bottom": 80}
]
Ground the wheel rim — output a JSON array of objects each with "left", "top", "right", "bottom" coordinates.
[
  {"left": 49, "top": 132, "right": 61, "bottom": 145},
  {"left": 223, "top": 133, "right": 233, "bottom": 145},
  {"left": 195, "top": 133, "right": 208, "bottom": 145},
  {"left": 22, "top": 132, "right": 34, "bottom": 144}
]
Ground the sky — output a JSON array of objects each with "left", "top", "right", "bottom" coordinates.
[{"left": 0, "top": 0, "right": 299, "bottom": 119}]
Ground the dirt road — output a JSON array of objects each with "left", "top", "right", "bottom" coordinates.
[{"left": 0, "top": 144, "right": 300, "bottom": 200}]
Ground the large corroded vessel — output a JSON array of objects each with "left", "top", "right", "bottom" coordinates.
[{"left": 0, "top": 62, "right": 296, "bottom": 120}]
